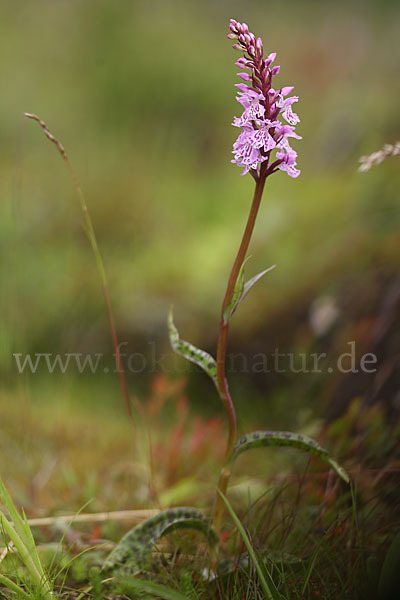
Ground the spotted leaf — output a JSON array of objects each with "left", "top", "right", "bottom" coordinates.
[
  {"left": 168, "top": 308, "right": 217, "bottom": 386},
  {"left": 230, "top": 430, "right": 349, "bottom": 483},
  {"left": 103, "top": 507, "right": 218, "bottom": 574}
]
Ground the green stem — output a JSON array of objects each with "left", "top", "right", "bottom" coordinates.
[{"left": 212, "top": 174, "right": 267, "bottom": 533}]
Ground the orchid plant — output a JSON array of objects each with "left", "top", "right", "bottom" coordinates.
[
  {"left": 101, "top": 19, "right": 349, "bottom": 576},
  {"left": 17, "top": 17, "right": 349, "bottom": 587}
]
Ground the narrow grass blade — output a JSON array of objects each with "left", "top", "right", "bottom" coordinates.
[
  {"left": 24, "top": 112, "right": 134, "bottom": 422},
  {"left": 118, "top": 576, "right": 192, "bottom": 600},
  {"left": 231, "top": 431, "right": 349, "bottom": 483},
  {"left": 0, "top": 513, "right": 50, "bottom": 596},
  {"left": 103, "top": 507, "right": 218, "bottom": 574},
  {"left": 217, "top": 490, "right": 281, "bottom": 600},
  {"left": 168, "top": 308, "right": 217, "bottom": 385},
  {"left": 0, "top": 476, "right": 53, "bottom": 598},
  {"left": 21, "top": 508, "right": 46, "bottom": 580},
  {"left": 301, "top": 550, "right": 318, "bottom": 595},
  {"left": 0, "top": 477, "right": 36, "bottom": 565},
  {"left": 0, "top": 574, "right": 31, "bottom": 600}
]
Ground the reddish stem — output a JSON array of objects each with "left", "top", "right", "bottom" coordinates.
[
  {"left": 103, "top": 285, "right": 132, "bottom": 420},
  {"left": 216, "top": 174, "right": 267, "bottom": 460},
  {"left": 212, "top": 174, "right": 267, "bottom": 535}
]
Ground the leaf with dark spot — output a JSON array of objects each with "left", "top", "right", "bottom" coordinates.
[
  {"left": 168, "top": 308, "right": 217, "bottom": 386},
  {"left": 103, "top": 507, "right": 218, "bottom": 574},
  {"left": 230, "top": 430, "right": 349, "bottom": 483}
]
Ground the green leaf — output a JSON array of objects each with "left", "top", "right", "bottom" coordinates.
[
  {"left": 168, "top": 308, "right": 217, "bottom": 385},
  {"left": 223, "top": 258, "right": 248, "bottom": 324},
  {"left": 0, "top": 476, "right": 53, "bottom": 598},
  {"left": 223, "top": 261, "right": 276, "bottom": 324},
  {"left": 217, "top": 490, "right": 281, "bottom": 600},
  {"left": 103, "top": 507, "right": 218, "bottom": 574},
  {"left": 230, "top": 431, "right": 349, "bottom": 483},
  {"left": 239, "top": 265, "right": 276, "bottom": 307},
  {"left": 0, "top": 574, "right": 31, "bottom": 600},
  {"left": 118, "top": 577, "right": 192, "bottom": 600},
  {"left": 0, "top": 476, "right": 31, "bottom": 557}
]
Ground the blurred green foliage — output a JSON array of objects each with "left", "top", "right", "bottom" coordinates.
[{"left": 0, "top": 0, "right": 399, "bottom": 412}]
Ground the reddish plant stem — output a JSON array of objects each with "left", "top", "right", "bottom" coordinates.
[
  {"left": 103, "top": 285, "right": 132, "bottom": 420},
  {"left": 216, "top": 174, "right": 267, "bottom": 461},
  {"left": 212, "top": 174, "right": 267, "bottom": 534}
]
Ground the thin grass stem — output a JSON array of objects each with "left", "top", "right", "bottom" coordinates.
[
  {"left": 0, "top": 574, "right": 32, "bottom": 600},
  {"left": 24, "top": 112, "right": 134, "bottom": 423},
  {"left": 217, "top": 490, "right": 279, "bottom": 600}
]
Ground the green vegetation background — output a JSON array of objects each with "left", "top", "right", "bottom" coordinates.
[{"left": 0, "top": 0, "right": 399, "bottom": 447}]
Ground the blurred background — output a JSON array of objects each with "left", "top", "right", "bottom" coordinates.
[{"left": 0, "top": 0, "right": 399, "bottom": 509}]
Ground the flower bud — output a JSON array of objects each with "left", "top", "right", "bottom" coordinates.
[
  {"left": 256, "top": 37, "right": 264, "bottom": 55},
  {"left": 268, "top": 89, "right": 278, "bottom": 104},
  {"left": 237, "top": 72, "right": 252, "bottom": 81},
  {"left": 234, "top": 83, "right": 250, "bottom": 92},
  {"left": 235, "top": 58, "right": 248, "bottom": 68},
  {"left": 271, "top": 65, "right": 280, "bottom": 76}
]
